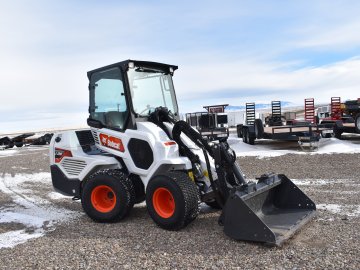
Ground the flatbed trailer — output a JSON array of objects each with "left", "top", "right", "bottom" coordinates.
[
  {"left": 237, "top": 121, "right": 330, "bottom": 146},
  {"left": 0, "top": 133, "right": 53, "bottom": 149},
  {"left": 236, "top": 101, "right": 332, "bottom": 148},
  {"left": 319, "top": 97, "right": 360, "bottom": 139},
  {"left": 0, "top": 133, "right": 34, "bottom": 148}
]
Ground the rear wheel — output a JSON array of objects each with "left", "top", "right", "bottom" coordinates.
[
  {"left": 254, "top": 119, "right": 264, "bottom": 139},
  {"left": 81, "top": 169, "right": 135, "bottom": 222},
  {"left": 248, "top": 133, "right": 255, "bottom": 145},
  {"left": 15, "top": 142, "right": 23, "bottom": 148},
  {"left": 146, "top": 171, "right": 200, "bottom": 230},
  {"left": 333, "top": 121, "right": 343, "bottom": 139},
  {"left": 355, "top": 113, "right": 360, "bottom": 133},
  {"left": 242, "top": 129, "right": 248, "bottom": 143},
  {"left": 237, "top": 125, "right": 243, "bottom": 138}
]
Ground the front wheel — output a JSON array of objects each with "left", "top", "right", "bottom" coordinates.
[
  {"left": 146, "top": 171, "right": 200, "bottom": 230},
  {"left": 81, "top": 169, "right": 135, "bottom": 222}
]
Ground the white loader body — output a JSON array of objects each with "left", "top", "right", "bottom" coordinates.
[{"left": 50, "top": 121, "right": 213, "bottom": 192}]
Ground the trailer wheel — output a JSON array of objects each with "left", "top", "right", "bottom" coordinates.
[
  {"left": 246, "top": 130, "right": 255, "bottom": 145},
  {"left": 248, "top": 134, "right": 255, "bottom": 145},
  {"left": 333, "top": 121, "right": 343, "bottom": 139},
  {"left": 242, "top": 129, "right": 248, "bottom": 143},
  {"left": 15, "top": 142, "right": 23, "bottom": 148},
  {"left": 146, "top": 171, "right": 200, "bottom": 230},
  {"left": 254, "top": 119, "right": 264, "bottom": 139},
  {"left": 355, "top": 113, "right": 360, "bottom": 133},
  {"left": 7, "top": 142, "right": 14, "bottom": 149},
  {"left": 81, "top": 169, "right": 135, "bottom": 222},
  {"left": 236, "top": 125, "right": 243, "bottom": 138}
]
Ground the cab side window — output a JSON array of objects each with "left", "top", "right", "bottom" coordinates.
[{"left": 89, "top": 68, "right": 128, "bottom": 130}]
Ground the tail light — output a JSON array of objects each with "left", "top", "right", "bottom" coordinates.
[{"left": 55, "top": 148, "right": 72, "bottom": 163}]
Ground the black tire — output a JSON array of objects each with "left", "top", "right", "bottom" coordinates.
[
  {"left": 254, "top": 119, "right": 264, "bottom": 139},
  {"left": 146, "top": 171, "right": 200, "bottom": 230},
  {"left": 242, "top": 129, "right": 248, "bottom": 143},
  {"left": 15, "top": 142, "right": 23, "bottom": 148},
  {"left": 236, "top": 125, "right": 243, "bottom": 138},
  {"left": 248, "top": 134, "right": 255, "bottom": 145},
  {"left": 7, "top": 142, "right": 14, "bottom": 149},
  {"left": 333, "top": 121, "right": 343, "bottom": 140},
  {"left": 334, "top": 130, "right": 342, "bottom": 139},
  {"left": 246, "top": 130, "right": 255, "bottom": 145},
  {"left": 81, "top": 169, "right": 135, "bottom": 222},
  {"left": 355, "top": 113, "right": 360, "bottom": 133}
]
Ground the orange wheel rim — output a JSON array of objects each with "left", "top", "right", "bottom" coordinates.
[
  {"left": 153, "top": 187, "right": 175, "bottom": 218},
  {"left": 91, "top": 185, "right": 117, "bottom": 213}
]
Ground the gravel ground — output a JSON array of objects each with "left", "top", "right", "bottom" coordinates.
[{"left": 0, "top": 146, "right": 359, "bottom": 269}]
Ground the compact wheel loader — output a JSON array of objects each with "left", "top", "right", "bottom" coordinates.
[{"left": 50, "top": 60, "right": 316, "bottom": 246}]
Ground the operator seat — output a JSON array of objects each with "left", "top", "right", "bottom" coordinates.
[{"left": 105, "top": 111, "right": 126, "bottom": 129}]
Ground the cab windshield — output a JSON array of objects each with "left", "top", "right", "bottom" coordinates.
[{"left": 127, "top": 67, "right": 178, "bottom": 117}]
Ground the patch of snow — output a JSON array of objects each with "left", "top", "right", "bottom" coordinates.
[
  {"left": 314, "top": 138, "right": 360, "bottom": 154},
  {"left": 11, "top": 166, "right": 29, "bottom": 170},
  {"left": 47, "top": 192, "right": 69, "bottom": 200},
  {"left": 228, "top": 137, "right": 301, "bottom": 157},
  {"left": 291, "top": 179, "right": 357, "bottom": 186},
  {"left": 227, "top": 136, "right": 360, "bottom": 158},
  {"left": 0, "top": 230, "right": 43, "bottom": 249},
  {"left": 0, "top": 149, "right": 19, "bottom": 157},
  {"left": 317, "top": 204, "right": 360, "bottom": 217},
  {"left": 0, "top": 173, "right": 81, "bottom": 249}
]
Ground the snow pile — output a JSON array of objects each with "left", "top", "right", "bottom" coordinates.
[
  {"left": 317, "top": 204, "right": 360, "bottom": 217},
  {"left": 227, "top": 136, "right": 360, "bottom": 158},
  {"left": 315, "top": 138, "right": 360, "bottom": 154},
  {"left": 228, "top": 137, "right": 301, "bottom": 157},
  {"left": 0, "top": 173, "right": 81, "bottom": 249},
  {"left": 0, "top": 149, "right": 19, "bottom": 158}
]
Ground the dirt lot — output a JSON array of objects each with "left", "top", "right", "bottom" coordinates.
[{"left": 0, "top": 146, "right": 359, "bottom": 269}]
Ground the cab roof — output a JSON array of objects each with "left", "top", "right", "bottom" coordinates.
[{"left": 87, "top": 59, "right": 178, "bottom": 79}]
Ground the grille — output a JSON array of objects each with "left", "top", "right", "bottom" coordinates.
[
  {"left": 61, "top": 158, "right": 87, "bottom": 176},
  {"left": 76, "top": 130, "right": 95, "bottom": 146},
  {"left": 91, "top": 130, "right": 100, "bottom": 144}
]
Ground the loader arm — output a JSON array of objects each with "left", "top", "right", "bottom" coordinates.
[
  {"left": 149, "top": 107, "right": 316, "bottom": 246},
  {"left": 148, "top": 107, "right": 247, "bottom": 205}
]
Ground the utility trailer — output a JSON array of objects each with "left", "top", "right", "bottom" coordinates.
[
  {"left": 30, "top": 133, "right": 54, "bottom": 145},
  {"left": 0, "top": 133, "right": 35, "bottom": 148},
  {"left": 331, "top": 98, "right": 360, "bottom": 139},
  {"left": 185, "top": 104, "right": 229, "bottom": 141},
  {"left": 0, "top": 132, "right": 53, "bottom": 149},
  {"left": 318, "top": 97, "right": 360, "bottom": 139},
  {"left": 237, "top": 101, "right": 331, "bottom": 149}
]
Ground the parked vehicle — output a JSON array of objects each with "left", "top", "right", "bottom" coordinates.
[{"left": 49, "top": 60, "right": 316, "bottom": 246}]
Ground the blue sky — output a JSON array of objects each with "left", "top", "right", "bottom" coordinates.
[{"left": 1, "top": 1, "right": 360, "bottom": 132}]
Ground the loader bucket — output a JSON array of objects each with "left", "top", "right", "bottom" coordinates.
[{"left": 223, "top": 174, "right": 316, "bottom": 246}]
